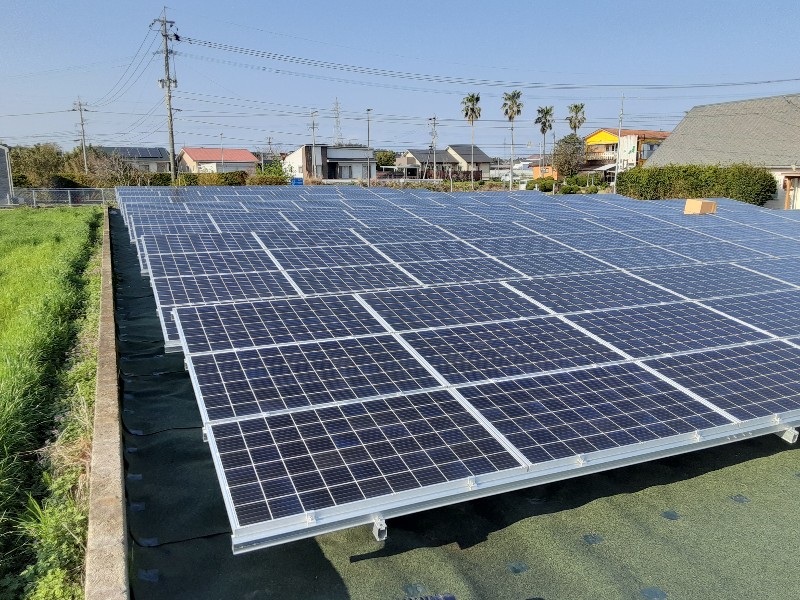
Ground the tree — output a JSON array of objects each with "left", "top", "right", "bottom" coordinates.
[
  {"left": 553, "top": 133, "right": 585, "bottom": 179},
  {"left": 9, "top": 143, "right": 64, "bottom": 187},
  {"left": 374, "top": 150, "right": 396, "bottom": 168},
  {"left": 501, "top": 90, "right": 523, "bottom": 190},
  {"left": 534, "top": 106, "right": 554, "bottom": 168},
  {"left": 566, "top": 103, "right": 586, "bottom": 135},
  {"left": 461, "top": 93, "right": 481, "bottom": 189}
]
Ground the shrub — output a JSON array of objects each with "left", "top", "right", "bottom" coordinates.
[
  {"left": 587, "top": 185, "right": 599, "bottom": 194},
  {"left": 526, "top": 177, "right": 555, "bottom": 192},
  {"left": 147, "top": 173, "right": 172, "bottom": 186},
  {"left": 219, "top": 171, "right": 248, "bottom": 186},
  {"left": 558, "top": 184, "right": 580, "bottom": 194},
  {"left": 175, "top": 173, "right": 198, "bottom": 186},
  {"left": 617, "top": 164, "right": 776, "bottom": 206}
]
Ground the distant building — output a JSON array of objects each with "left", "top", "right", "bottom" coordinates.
[
  {"left": 282, "top": 145, "right": 376, "bottom": 181},
  {"left": 646, "top": 94, "right": 800, "bottom": 209},
  {"left": 584, "top": 129, "right": 670, "bottom": 181},
  {"left": 178, "top": 147, "right": 259, "bottom": 174},
  {"left": 398, "top": 145, "right": 492, "bottom": 179},
  {"left": 97, "top": 146, "right": 171, "bottom": 173}
]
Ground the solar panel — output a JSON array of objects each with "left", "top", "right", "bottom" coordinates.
[
  {"left": 704, "top": 290, "right": 800, "bottom": 337},
  {"left": 634, "top": 263, "right": 792, "bottom": 299},
  {"left": 498, "top": 252, "right": 610, "bottom": 277},
  {"left": 374, "top": 240, "right": 485, "bottom": 263},
  {"left": 468, "top": 236, "right": 571, "bottom": 256},
  {"left": 175, "top": 295, "right": 387, "bottom": 354},
  {"left": 459, "top": 363, "right": 732, "bottom": 463},
  {"left": 401, "top": 317, "right": 624, "bottom": 384},
  {"left": 147, "top": 250, "right": 277, "bottom": 278},
  {"left": 400, "top": 257, "right": 521, "bottom": 284},
  {"left": 270, "top": 245, "right": 389, "bottom": 270},
  {"left": 361, "top": 282, "right": 549, "bottom": 331},
  {"left": 588, "top": 246, "right": 698, "bottom": 269},
  {"left": 152, "top": 271, "right": 297, "bottom": 307},
  {"left": 286, "top": 264, "right": 418, "bottom": 295},
  {"left": 567, "top": 303, "right": 768, "bottom": 358},
  {"left": 645, "top": 341, "right": 800, "bottom": 420},
  {"left": 738, "top": 258, "right": 800, "bottom": 286},
  {"left": 189, "top": 335, "right": 442, "bottom": 419}
]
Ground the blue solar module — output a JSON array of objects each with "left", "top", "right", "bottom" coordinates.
[
  {"left": 255, "top": 229, "right": 365, "bottom": 249},
  {"left": 210, "top": 390, "right": 523, "bottom": 525},
  {"left": 361, "top": 282, "right": 549, "bottom": 331},
  {"left": 498, "top": 252, "right": 611, "bottom": 277},
  {"left": 400, "top": 258, "right": 521, "bottom": 284},
  {"left": 645, "top": 341, "right": 800, "bottom": 420},
  {"left": 548, "top": 231, "right": 644, "bottom": 251},
  {"left": 507, "top": 272, "right": 680, "bottom": 313},
  {"left": 175, "top": 295, "right": 387, "bottom": 354},
  {"left": 738, "top": 258, "right": 800, "bottom": 286},
  {"left": 587, "top": 246, "right": 698, "bottom": 269},
  {"left": 469, "top": 236, "right": 571, "bottom": 256},
  {"left": 401, "top": 317, "right": 624, "bottom": 384},
  {"left": 189, "top": 335, "right": 441, "bottom": 419},
  {"left": 355, "top": 226, "right": 454, "bottom": 244},
  {"left": 270, "top": 245, "right": 389, "bottom": 270},
  {"left": 142, "top": 233, "right": 265, "bottom": 255},
  {"left": 374, "top": 241, "right": 485, "bottom": 263},
  {"left": 666, "top": 242, "right": 771, "bottom": 263},
  {"left": 734, "top": 237, "right": 800, "bottom": 256},
  {"left": 459, "top": 363, "right": 732, "bottom": 463},
  {"left": 442, "top": 223, "right": 532, "bottom": 239},
  {"left": 621, "top": 228, "right": 720, "bottom": 246},
  {"left": 567, "top": 303, "right": 769, "bottom": 359},
  {"left": 286, "top": 264, "right": 418, "bottom": 295},
  {"left": 152, "top": 271, "right": 297, "bottom": 307},
  {"left": 634, "top": 263, "right": 793, "bottom": 299},
  {"left": 147, "top": 250, "right": 277, "bottom": 278},
  {"left": 704, "top": 290, "right": 800, "bottom": 338},
  {"left": 522, "top": 219, "right": 612, "bottom": 235}
]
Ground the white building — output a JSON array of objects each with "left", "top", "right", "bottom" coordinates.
[{"left": 282, "top": 145, "right": 376, "bottom": 181}]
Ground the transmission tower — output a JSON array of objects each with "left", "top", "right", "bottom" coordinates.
[{"left": 333, "top": 98, "right": 343, "bottom": 146}]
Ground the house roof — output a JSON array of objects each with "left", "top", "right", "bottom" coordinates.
[
  {"left": 405, "top": 149, "right": 458, "bottom": 164},
  {"left": 97, "top": 146, "right": 169, "bottom": 160},
  {"left": 648, "top": 94, "right": 800, "bottom": 168},
  {"left": 447, "top": 144, "right": 493, "bottom": 164},
  {"left": 588, "top": 129, "right": 671, "bottom": 140},
  {"left": 180, "top": 147, "right": 259, "bottom": 163}
]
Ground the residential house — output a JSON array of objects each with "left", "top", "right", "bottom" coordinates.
[
  {"left": 178, "top": 147, "right": 259, "bottom": 174},
  {"left": 646, "top": 94, "right": 800, "bottom": 209},
  {"left": 399, "top": 145, "right": 491, "bottom": 179},
  {"left": 282, "top": 145, "right": 376, "bottom": 181},
  {"left": 584, "top": 129, "right": 670, "bottom": 180},
  {"left": 445, "top": 145, "right": 493, "bottom": 180},
  {"left": 97, "top": 146, "right": 171, "bottom": 173}
]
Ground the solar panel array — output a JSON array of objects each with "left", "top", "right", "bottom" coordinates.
[{"left": 117, "top": 185, "right": 800, "bottom": 553}]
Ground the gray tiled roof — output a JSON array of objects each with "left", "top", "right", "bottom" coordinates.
[
  {"left": 97, "top": 146, "right": 170, "bottom": 160},
  {"left": 447, "top": 144, "right": 492, "bottom": 164},
  {"left": 647, "top": 94, "right": 800, "bottom": 168},
  {"left": 405, "top": 149, "right": 458, "bottom": 164}
]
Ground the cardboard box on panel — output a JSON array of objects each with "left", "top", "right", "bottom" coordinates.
[{"left": 684, "top": 199, "right": 717, "bottom": 215}]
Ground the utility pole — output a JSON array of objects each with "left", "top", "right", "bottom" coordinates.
[
  {"left": 366, "top": 108, "right": 372, "bottom": 187},
  {"left": 310, "top": 111, "right": 318, "bottom": 179},
  {"left": 154, "top": 10, "right": 178, "bottom": 182},
  {"left": 613, "top": 94, "right": 624, "bottom": 192},
  {"left": 74, "top": 98, "right": 89, "bottom": 173},
  {"left": 333, "top": 98, "right": 343, "bottom": 146},
  {"left": 429, "top": 116, "right": 437, "bottom": 181}
]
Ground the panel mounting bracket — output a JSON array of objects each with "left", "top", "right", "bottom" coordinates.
[
  {"left": 372, "top": 516, "right": 387, "bottom": 542},
  {"left": 202, "top": 426, "right": 208, "bottom": 443},
  {"left": 775, "top": 427, "right": 798, "bottom": 445}
]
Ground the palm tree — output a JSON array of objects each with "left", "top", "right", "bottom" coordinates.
[
  {"left": 535, "top": 105, "right": 554, "bottom": 171},
  {"left": 502, "top": 90, "right": 523, "bottom": 190},
  {"left": 461, "top": 93, "right": 482, "bottom": 190},
  {"left": 566, "top": 103, "right": 586, "bottom": 135}
]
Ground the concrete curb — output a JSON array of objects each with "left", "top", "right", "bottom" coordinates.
[{"left": 85, "top": 207, "right": 129, "bottom": 599}]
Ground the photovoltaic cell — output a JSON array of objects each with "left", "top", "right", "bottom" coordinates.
[
  {"left": 153, "top": 271, "right": 297, "bottom": 306},
  {"left": 270, "top": 245, "right": 389, "bottom": 270},
  {"left": 175, "top": 295, "right": 387, "bottom": 354},
  {"left": 738, "top": 258, "right": 800, "bottom": 286},
  {"left": 459, "top": 363, "right": 732, "bottom": 464},
  {"left": 142, "top": 233, "right": 264, "bottom": 256},
  {"left": 469, "top": 236, "right": 570, "bottom": 256},
  {"left": 361, "top": 282, "right": 549, "bottom": 331},
  {"left": 588, "top": 246, "right": 698, "bottom": 269},
  {"left": 704, "top": 290, "right": 800, "bottom": 338},
  {"left": 400, "top": 258, "right": 521, "bottom": 284},
  {"left": 498, "top": 252, "right": 610, "bottom": 277},
  {"left": 287, "top": 264, "right": 418, "bottom": 295},
  {"left": 147, "top": 250, "right": 277, "bottom": 278},
  {"left": 374, "top": 240, "right": 485, "bottom": 263},
  {"left": 190, "top": 335, "right": 441, "bottom": 419},
  {"left": 567, "top": 303, "right": 768, "bottom": 359},
  {"left": 210, "top": 390, "right": 523, "bottom": 525},
  {"left": 402, "top": 317, "right": 624, "bottom": 384},
  {"left": 645, "top": 341, "right": 800, "bottom": 420},
  {"left": 634, "top": 263, "right": 792, "bottom": 299},
  {"left": 255, "top": 229, "right": 365, "bottom": 249}
]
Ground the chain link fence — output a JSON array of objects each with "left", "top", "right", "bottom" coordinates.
[{"left": 12, "top": 188, "right": 111, "bottom": 206}]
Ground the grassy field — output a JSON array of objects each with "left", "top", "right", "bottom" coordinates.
[{"left": 0, "top": 207, "right": 102, "bottom": 598}]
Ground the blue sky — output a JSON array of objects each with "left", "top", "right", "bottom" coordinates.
[{"left": 2, "top": 0, "right": 799, "bottom": 158}]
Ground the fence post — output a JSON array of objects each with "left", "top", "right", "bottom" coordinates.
[
  {"left": 32, "top": 189, "right": 36, "bottom": 207},
  {"left": 101, "top": 189, "right": 106, "bottom": 204},
  {"left": 68, "top": 189, "right": 72, "bottom": 206}
]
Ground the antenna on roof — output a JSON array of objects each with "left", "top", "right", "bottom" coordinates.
[{"left": 333, "top": 98, "right": 343, "bottom": 146}]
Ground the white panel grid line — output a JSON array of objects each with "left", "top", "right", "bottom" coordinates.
[
  {"left": 278, "top": 211, "right": 300, "bottom": 231},
  {"left": 430, "top": 225, "right": 532, "bottom": 279},
  {"left": 733, "top": 262, "right": 800, "bottom": 289},
  {"left": 206, "top": 213, "right": 223, "bottom": 234}
]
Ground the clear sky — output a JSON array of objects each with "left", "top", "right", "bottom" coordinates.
[{"left": 2, "top": 0, "right": 799, "bottom": 158}]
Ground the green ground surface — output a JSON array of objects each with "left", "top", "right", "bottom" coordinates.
[{"left": 110, "top": 212, "right": 800, "bottom": 600}]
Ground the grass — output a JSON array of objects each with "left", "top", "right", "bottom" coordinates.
[{"left": 0, "top": 207, "right": 102, "bottom": 598}]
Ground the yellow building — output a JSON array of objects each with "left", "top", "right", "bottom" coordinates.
[{"left": 585, "top": 129, "right": 670, "bottom": 171}]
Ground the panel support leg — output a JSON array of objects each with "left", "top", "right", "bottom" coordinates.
[
  {"left": 372, "top": 517, "right": 387, "bottom": 542},
  {"left": 775, "top": 427, "right": 798, "bottom": 445}
]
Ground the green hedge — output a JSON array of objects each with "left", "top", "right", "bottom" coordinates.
[
  {"left": 617, "top": 164, "right": 776, "bottom": 206},
  {"left": 526, "top": 177, "right": 555, "bottom": 192},
  {"left": 246, "top": 173, "right": 289, "bottom": 186}
]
